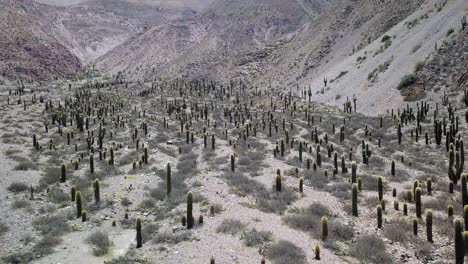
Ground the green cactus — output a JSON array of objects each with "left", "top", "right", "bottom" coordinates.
[
  {"left": 391, "top": 160, "right": 395, "bottom": 176},
  {"left": 321, "top": 216, "right": 328, "bottom": 240},
  {"left": 427, "top": 177, "right": 432, "bottom": 195},
  {"left": 415, "top": 187, "right": 422, "bottom": 218},
  {"left": 377, "top": 205, "right": 383, "bottom": 228},
  {"left": 462, "top": 174, "right": 468, "bottom": 207},
  {"left": 90, "top": 154, "right": 94, "bottom": 174},
  {"left": 136, "top": 216, "right": 142, "bottom": 248},
  {"left": 82, "top": 210, "right": 87, "bottom": 222},
  {"left": 187, "top": 192, "right": 194, "bottom": 229},
  {"left": 448, "top": 204, "right": 454, "bottom": 217},
  {"left": 299, "top": 177, "right": 304, "bottom": 193},
  {"left": 426, "top": 210, "right": 433, "bottom": 242},
  {"left": 93, "top": 179, "right": 100, "bottom": 203},
  {"left": 276, "top": 170, "right": 282, "bottom": 192},
  {"left": 455, "top": 219, "right": 465, "bottom": 264},
  {"left": 60, "top": 163, "right": 66, "bottom": 183},
  {"left": 230, "top": 154, "right": 235, "bottom": 172},
  {"left": 413, "top": 217, "right": 418, "bottom": 236},
  {"left": 71, "top": 186, "right": 76, "bottom": 202},
  {"left": 403, "top": 203, "right": 408, "bottom": 216},
  {"left": 314, "top": 243, "right": 320, "bottom": 260},
  {"left": 352, "top": 183, "right": 358, "bottom": 216},
  {"left": 378, "top": 176, "right": 383, "bottom": 201},
  {"left": 167, "top": 162, "right": 172, "bottom": 197},
  {"left": 351, "top": 161, "right": 357, "bottom": 184},
  {"left": 76, "top": 191, "right": 82, "bottom": 218}
]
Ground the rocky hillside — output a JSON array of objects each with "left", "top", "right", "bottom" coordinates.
[
  {"left": 0, "top": 0, "right": 82, "bottom": 81},
  {"left": 95, "top": 0, "right": 467, "bottom": 116},
  {"left": 0, "top": 0, "right": 207, "bottom": 81}
]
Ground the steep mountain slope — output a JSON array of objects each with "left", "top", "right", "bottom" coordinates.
[
  {"left": 95, "top": 0, "right": 338, "bottom": 78},
  {"left": 0, "top": 0, "right": 82, "bottom": 81},
  {"left": 95, "top": 0, "right": 467, "bottom": 116}
]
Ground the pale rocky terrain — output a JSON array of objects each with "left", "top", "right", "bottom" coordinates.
[{"left": 0, "top": 0, "right": 467, "bottom": 264}]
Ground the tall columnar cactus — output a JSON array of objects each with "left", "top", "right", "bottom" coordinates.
[
  {"left": 455, "top": 219, "right": 465, "bottom": 264},
  {"left": 448, "top": 204, "right": 454, "bottom": 217},
  {"left": 448, "top": 141, "right": 464, "bottom": 185},
  {"left": 462, "top": 174, "right": 468, "bottom": 207},
  {"left": 167, "top": 162, "right": 172, "bottom": 197},
  {"left": 413, "top": 217, "right": 418, "bottom": 236},
  {"left": 60, "top": 163, "right": 66, "bottom": 183},
  {"left": 299, "top": 177, "right": 304, "bottom": 193},
  {"left": 212, "top": 133, "right": 215, "bottom": 150},
  {"left": 351, "top": 161, "right": 357, "bottom": 184},
  {"left": 93, "top": 179, "right": 100, "bottom": 203},
  {"left": 136, "top": 216, "right": 142, "bottom": 248},
  {"left": 415, "top": 187, "right": 422, "bottom": 218},
  {"left": 321, "top": 216, "right": 328, "bottom": 240},
  {"left": 187, "top": 192, "right": 194, "bottom": 229},
  {"left": 352, "top": 183, "right": 358, "bottom": 216},
  {"left": 299, "top": 141, "right": 303, "bottom": 162},
  {"left": 280, "top": 139, "right": 285, "bottom": 157},
  {"left": 76, "top": 191, "right": 82, "bottom": 218},
  {"left": 276, "top": 170, "right": 282, "bottom": 192},
  {"left": 230, "top": 154, "right": 235, "bottom": 172},
  {"left": 144, "top": 147, "right": 148, "bottom": 164},
  {"left": 71, "top": 186, "right": 76, "bottom": 202},
  {"left": 391, "top": 160, "right": 395, "bottom": 176},
  {"left": 90, "top": 154, "right": 94, "bottom": 174},
  {"left": 378, "top": 176, "right": 383, "bottom": 201},
  {"left": 427, "top": 177, "right": 432, "bottom": 195},
  {"left": 377, "top": 205, "right": 383, "bottom": 228},
  {"left": 109, "top": 147, "right": 115, "bottom": 166},
  {"left": 397, "top": 122, "right": 402, "bottom": 145},
  {"left": 426, "top": 210, "right": 433, "bottom": 242},
  {"left": 314, "top": 243, "right": 321, "bottom": 260}
]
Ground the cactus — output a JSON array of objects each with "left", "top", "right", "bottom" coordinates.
[
  {"left": 60, "top": 163, "right": 66, "bottom": 183},
  {"left": 212, "top": 133, "right": 215, "bottom": 150},
  {"left": 415, "top": 187, "right": 422, "bottom": 218},
  {"left": 144, "top": 147, "right": 148, "bottom": 164},
  {"left": 299, "top": 141, "right": 303, "bottom": 162},
  {"left": 181, "top": 216, "right": 186, "bottom": 226},
  {"left": 276, "top": 170, "right": 282, "bottom": 192},
  {"left": 314, "top": 243, "right": 320, "bottom": 260},
  {"left": 90, "top": 154, "right": 94, "bottom": 174},
  {"left": 166, "top": 162, "right": 172, "bottom": 197},
  {"left": 198, "top": 215, "right": 204, "bottom": 225},
  {"left": 455, "top": 219, "right": 465, "bottom": 264},
  {"left": 427, "top": 177, "right": 432, "bottom": 195},
  {"left": 450, "top": 181, "right": 454, "bottom": 193},
  {"left": 187, "top": 192, "right": 194, "bottom": 229},
  {"left": 391, "top": 160, "right": 395, "bottom": 176},
  {"left": 210, "top": 204, "right": 215, "bottom": 216},
  {"left": 71, "top": 186, "right": 76, "bottom": 202},
  {"left": 321, "top": 216, "right": 328, "bottom": 240},
  {"left": 413, "top": 217, "right": 418, "bottom": 236},
  {"left": 82, "top": 210, "right": 87, "bottom": 222},
  {"left": 448, "top": 141, "right": 464, "bottom": 185},
  {"left": 377, "top": 205, "right": 383, "bottom": 228},
  {"left": 378, "top": 176, "right": 383, "bottom": 201},
  {"left": 352, "top": 183, "right": 358, "bottom": 216},
  {"left": 464, "top": 205, "right": 468, "bottom": 231},
  {"left": 403, "top": 203, "right": 408, "bottom": 216},
  {"left": 93, "top": 179, "right": 100, "bottom": 203},
  {"left": 280, "top": 139, "right": 285, "bottom": 157},
  {"left": 397, "top": 122, "right": 402, "bottom": 145},
  {"left": 462, "top": 174, "right": 468, "bottom": 207},
  {"left": 136, "top": 216, "right": 142, "bottom": 248},
  {"left": 448, "top": 204, "right": 454, "bottom": 217},
  {"left": 210, "top": 257, "right": 215, "bottom": 264},
  {"left": 230, "top": 154, "right": 235, "bottom": 172},
  {"left": 299, "top": 177, "right": 304, "bottom": 193},
  {"left": 426, "top": 210, "right": 433, "bottom": 242},
  {"left": 394, "top": 200, "right": 399, "bottom": 211},
  {"left": 351, "top": 161, "right": 357, "bottom": 184},
  {"left": 76, "top": 191, "right": 82, "bottom": 218}
]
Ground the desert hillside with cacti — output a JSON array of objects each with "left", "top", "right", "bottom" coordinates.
[{"left": 0, "top": 0, "right": 467, "bottom": 264}]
